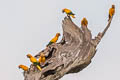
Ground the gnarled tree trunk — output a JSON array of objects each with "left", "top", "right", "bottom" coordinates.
[{"left": 24, "top": 16, "right": 113, "bottom": 80}]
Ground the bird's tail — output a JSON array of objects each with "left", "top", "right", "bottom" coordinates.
[
  {"left": 71, "top": 15, "right": 75, "bottom": 18},
  {"left": 108, "top": 15, "right": 111, "bottom": 21},
  {"left": 46, "top": 42, "right": 53, "bottom": 47},
  {"left": 36, "top": 65, "right": 42, "bottom": 71}
]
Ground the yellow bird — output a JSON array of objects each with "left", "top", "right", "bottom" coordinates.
[
  {"left": 62, "top": 8, "right": 75, "bottom": 18},
  {"left": 18, "top": 65, "right": 29, "bottom": 71},
  {"left": 27, "top": 54, "right": 42, "bottom": 71},
  {"left": 38, "top": 53, "right": 46, "bottom": 65},
  {"left": 108, "top": 4, "right": 115, "bottom": 21},
  {"left": 81, "top": 17, "right": 88, "bottom": 27},
  {"left": 47, "top": 33, "right": 60, "bottom": 47}
]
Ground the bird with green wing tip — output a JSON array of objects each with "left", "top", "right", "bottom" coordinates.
[
  {"left": 46, "top": 33, "right": 61, "bottom": 47},
  {"left": 27, "top": 54, "right": 42, "bottom": 71},
  {"left": 62, "top": 8, "right": 75, "bottom": 18}
]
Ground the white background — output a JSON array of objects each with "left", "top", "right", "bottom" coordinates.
[{"left": 0, "top": 0, "right": 120, "bottom": 80}]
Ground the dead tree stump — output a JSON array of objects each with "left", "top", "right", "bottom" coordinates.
[{"left": 24, "top": 16, "right": 114, "bottom": 80}]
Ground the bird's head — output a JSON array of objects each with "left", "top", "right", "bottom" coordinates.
[
  {"left": 112, "top": 4, "right": 115, "bottom": 9},
  {"left": 83, "top": 17, "right": 86, "bottom": 20},
  {"left": 56, "top": 33, "right": 61, "bottom": 37},
  {"left": 40, "top": 53, "right": 45, "bottom": 57},
  {"left": 18, "top": 65, "right": 23, "bottom": 69},
  {"left": 84, "top": 18, "right": 88, "bottom": 22},
  {"left": 27, "top": 54, "right": 32, "bottom": 58},
  {"left": 62, "top": 9, "right": 65, "bottom": 13}
]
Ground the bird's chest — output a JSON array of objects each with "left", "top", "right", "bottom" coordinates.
[
  {"left": 24, "top": 67, "right": 28, "bottom": 70},
  {"left": 65, "top": 10, "right": 71, "bottom": 13},
  {"left": 30, "top": 58, "right": 37, "bottom": 63},
  {"left": 51, "top": 37, "right": 58, "bottom": 42},
  {"left": 40, "top": 57, "right": 45, "bottom": 62}
]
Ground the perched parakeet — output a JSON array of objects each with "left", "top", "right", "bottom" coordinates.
[
  {"left": 81, "top": 18, "right": 88, "bottom": 27},
  {"left": 108, "top": 5, "right": 115, "bottom": 21},
  {"left": 47, "top": 33, "right": 60, "bottom": 47},
  {"left": 18, "top": 65, "right": 29, "bottom": 71},
  {"left": 27, "top": 54, "right": 42, "bottom": 71},
  {"left": 38, "top": 53, "right": 46, "bottom": 65},
  {"left": 62, "top": 8, "right": 75, "bottom": 18}
]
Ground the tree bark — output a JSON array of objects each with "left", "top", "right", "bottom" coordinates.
[{"left": 24, "top": 16, "right": 113, "bottom": 80}]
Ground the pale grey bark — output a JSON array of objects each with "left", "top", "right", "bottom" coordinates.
[{"left": 24, "top": 16, "right": 113, "bottom": 80}]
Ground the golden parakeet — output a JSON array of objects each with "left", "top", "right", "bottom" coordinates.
[
  {"left": 81, "top": 17, "right": 88, "bottom": 27},
  {"left": 38, "top": 53, "right": 46, "bottom": 66},
  {"left": 18, "top": 65, "right": 29, "bottom": 71},
  {"left": 47, "top": 33, "right": 60, "bottom": 47},
  {"left": 62, "top": 8, "right": 75, "bottom": 18},
  {"left": 27, "top": 54, "right": 42, "bottom": 71},
  {"left": 108, "top": 5, "right": 115, "bottom": 21}
]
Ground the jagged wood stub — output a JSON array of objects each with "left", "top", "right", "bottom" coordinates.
[{"left": 24, "top": 16, "right": 113, "bottom": 80}]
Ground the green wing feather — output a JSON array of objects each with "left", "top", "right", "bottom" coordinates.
[
  {"left": 46, "top": 41, "right": 53, "bottom": 47},
  {"left": 68, "top": 12, "right": 75, "bottom": 15},
  {"left": 33, "top": 62, "right": 40, "bottom": 66}
]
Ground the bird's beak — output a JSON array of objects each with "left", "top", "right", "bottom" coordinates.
[
  {"left": 62, "top": 10, "right": 64, "bottom": 13},
  {"left": 26, "top": 55, "right": 29, "bottom": 58}
]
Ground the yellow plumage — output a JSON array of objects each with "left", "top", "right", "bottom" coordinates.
[
  {"left": 47, "top": 33, "right": 60, "bottom": 46},
  {"left": 36, "top": 65, "right": 42, "bottom": 71},
  {"left": 27, "top": 54, "right": 37, "bottom": 63},
  {"left": 39, "top": 53, "right": 46, "bottom": 65},
  {"left": 108, "top": 5, "right": 115, "bottom": 21},
  {"left": 81, "top": 18, "right": 88, "bottom": 27},
  {"left": 63, "top": 8, "right": 71, "bottom": 13},
  {"left": 27, "top": 54, "right": 42, "bottom": 71},
  {"left": 50, "top": 36, "right": 59, "bottom": 42},
  {"left": 18, "top": 65, "right": 29, "bottom": 71},
  {"left": 62, "top": 8, "right": 75, "bottom": 18},
  {"left": 71, "top": 15, "right": 75, "bottom": 18}
]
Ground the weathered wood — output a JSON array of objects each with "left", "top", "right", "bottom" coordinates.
[{"left": 24, "top": 16, "right": 114, "bottom": 80}]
